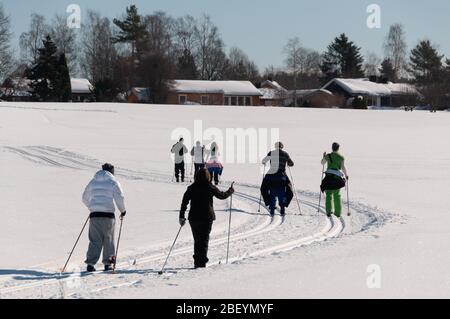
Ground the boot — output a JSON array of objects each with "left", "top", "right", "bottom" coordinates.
[
  {"left": 104, "top": 265, "right": 113, "bottom": 272},
  {"left": 87, "top": 265, "right": 96, "bottom": 272}
]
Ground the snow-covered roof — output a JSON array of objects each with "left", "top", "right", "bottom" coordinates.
[
  {"left": 172, "top": 80, "right": 262, "bottom": 96},
  {"left": 71, "top": 78, "right": 93, "bottom": 94},
  {"left": 259, "top": 88, "right": 287, "bottom": 100},
  {"left": 323, "top": 78, "right": 418, "bottom": 96},
  {"left": 261, "top": 80, "right": 286, "bottom": 91},
  {"left": 288, "top": 89, "right": 334, "bottom": 98}
]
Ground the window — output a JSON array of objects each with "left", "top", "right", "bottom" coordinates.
[
  {"left": 245, "top": 96, "right": 252, "bottom": 106},
  {"left": 179, "top": 95, "right": 187, "bottom": 104},
  {"left": 201, "top": 95, "right": 209, "bottom": 105},
  {"left": 224, "top": 97, "right": 230, "bottom": 105},
  {"left": 231, "top": 96, "right": 237, "bottom": 106},
  {"left": 238, "top": 97, "right": 245, "bottom": 106}
]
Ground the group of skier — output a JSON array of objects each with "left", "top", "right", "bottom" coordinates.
[
  {"left": 78, "top": 141, "right": 349, "bottom": 272},
  {"left": 170, "top": 138, "right": 223, "bottom": 185}
]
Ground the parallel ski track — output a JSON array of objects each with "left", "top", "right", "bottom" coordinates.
[{"left": 0, "top": 146, "right": 346, "bottom": 298}]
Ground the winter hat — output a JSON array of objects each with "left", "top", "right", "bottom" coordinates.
[
  {"left": 332, "top": 142, "right": 340, "bottom": 152},
  {"left": 102, "top": 163, "right": 115, "bottom": 175}
]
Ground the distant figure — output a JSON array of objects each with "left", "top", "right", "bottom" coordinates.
[
  {"left": 179, "top": 168, "right": 234, "bottom": 269},
  {"left": 321, "top": 143, "right": 349, "bottom": 218},
  {"left": 171, "top": 138, "right": 188, "bottom": 183},
  {"left": 260, "top": 142, "right": 294, "bottom": 220},
  {"left": 205, "top": 142, "right": 223, "bottom": 185},
  {"left": 82, "top": 163, "right": 126, "bottom": 272},
  {"left": 191, "top": 141, "right": 206, "bottom": 175}
]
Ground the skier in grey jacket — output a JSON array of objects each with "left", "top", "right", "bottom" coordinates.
[{"left": 82, "top": 163, "right": 126, "bottom": 272}]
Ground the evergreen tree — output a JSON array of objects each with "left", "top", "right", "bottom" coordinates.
[
  {"left": 409, "top": 40, "right": 443, "bottom": 84},
  {"left": 54, "top": 53, "right": 72, "bottom": 102},
  {"left": 380, "top": 58, "right": 396, "bottom": 81},
  {"left": 27, "top": 36, "right": 72, "bottom": 101},
  {"left": 320, "top": 33, "right": 364, "bottom": 84},
  {"left": 27, "top": 36, "right": 58, "bottom": 101},
  {"left": 177, "top": 49, "right": 197, "bottom": 79},
  {"left": 112, "top": 5, "right": 147, "bottom": 59}
]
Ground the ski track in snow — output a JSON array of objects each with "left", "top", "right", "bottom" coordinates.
[{"left": 0, "top": 146, "right": 387, "bottom": 299}]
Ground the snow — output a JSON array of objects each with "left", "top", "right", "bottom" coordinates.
[
  {"left": 0, "top": 102, "right": 449, "bottom": 299},
  {"left": 324, "top": 78, "right": 419, "bottom": 96},
  {"left": 172, "top": 80, "right": 262, "bottom": 96},
  {"left": 70, "top": 78, "right": 93, "bottom": 94}
]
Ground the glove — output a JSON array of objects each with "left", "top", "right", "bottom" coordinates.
[
  {"left": 179, "top": 218, "right": 186, "bottom": 227},
  {"left": 229, "top": 186, "right": 235, "bottom": 194},
  {"left": 120, "top": 211, "right": 126, "bottom": 219}
]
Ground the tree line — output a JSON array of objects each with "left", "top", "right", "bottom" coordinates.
[{"left": 0, "top": 3, "right": 449, "bottom": 108}]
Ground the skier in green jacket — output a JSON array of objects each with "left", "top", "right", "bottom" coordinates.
[{"left": 321, "top": 143, "right": 349, "bottom": 218}]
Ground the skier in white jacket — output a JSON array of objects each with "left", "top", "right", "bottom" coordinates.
[{"left": 82, "top": 163, "right": 126, "bottom": 272}]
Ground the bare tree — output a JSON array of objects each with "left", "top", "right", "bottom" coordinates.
[
  {"left": 194, "top": 14, "right": 227, "bottom": 80},
  {"left": 284, "top": 37, "right": 308, "bottom": 107},
  {"left": 383, "top": 24, "right": 407, "bottom": 80},
  {"left": 143, "top": 11, "right": 174, "bottom": 57},
  {"left": 49, "top": 15, "right": 78, "bottom": 75},
  {"left": 81, "top": 10, "right": 117, "bottom": 83},
  {"left": 173, "top": 15, "right": 197, "bottom": 55},
  {"left": 19, "top": 14, "right": 49, "bottom": 64},
  {"left": 364, "top": 52, "right": 382, "bottom": 76},
  {"left": 0, "top": 3, "right": 13, "bottom": 81},
  {"left": 225, "top": 47, "right": 260, "bottom": 81}
]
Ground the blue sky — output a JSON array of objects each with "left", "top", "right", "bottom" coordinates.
[{"left": 3, "top": 0, "right": 450, "bottom": 70}]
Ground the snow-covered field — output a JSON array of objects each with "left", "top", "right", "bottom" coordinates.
[{"left": 0, "top": 102, "right": 449, "bottom": 299}]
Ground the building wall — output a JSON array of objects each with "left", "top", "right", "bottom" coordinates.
[
  {"left": 167, "top": 92, "right": 260, "bottom": 106},
  {"left": 167, "top": 92, "right": 224, "bottom": 105}
]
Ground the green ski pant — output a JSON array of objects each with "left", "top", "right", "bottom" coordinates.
[{"left": 326, "top": 189, "right": 342, "bottom": 217}]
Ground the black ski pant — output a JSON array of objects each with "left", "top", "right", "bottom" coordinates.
[
  {"left": 189, "top": 220, "right": 213, "bottom": 268},
  {"left": 175, "top": 161, "right": 185, "bottom": 181}
]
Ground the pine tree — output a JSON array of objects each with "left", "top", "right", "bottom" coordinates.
[
  {"left": 28, "top": 36, "right": 59, "bottom": 101},
  {"left": 54, "top": 53, "right": 72, "bottom": 102},
  {"left": 320, "top": 33, "right": 364, "bottom": 84},
  {"left": 112, "top": 5, "right": 147, "bottom": 60},
  {"left": 27, "top": 36, "right": 72, "bottom": 101},
  {"left": 409, "top": 40, "right": 443, "bottom": 84}
]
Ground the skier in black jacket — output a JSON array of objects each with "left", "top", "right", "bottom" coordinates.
[
  {"left": 179, "top": 168, "right": 234, "bottom": 268},
  {"left": 260, "top": 142, "right": 294, "bottom": 220}
]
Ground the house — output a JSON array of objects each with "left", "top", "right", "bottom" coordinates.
[
  {"left": 71, "top": 78, "right": 94, "bottom": 102},
  {"left": 127, "top": 87, "right": 152, "bottom": 103},
  {"left": 259, "top": 80, "right": 288, "bottom": 106},
  {"left": 322, "top": 78, "right": 420, "bottom": 108},
  {"left": 167, "top": 80, "right": 262, "bottom": 106}
]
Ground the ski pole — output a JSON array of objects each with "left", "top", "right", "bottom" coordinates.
[
  {"left": 112, "top": 216, "right": 124, "bottom": 272},
  {"left": 318, "top": 162, "right": 326, "bottom": 213},
  {"left": 288, "top": 166, "right": 302, "bottom": 215},
  {"left": 60, "top": 216, "right": 90, "bottom": 273},
  {"left": 158, "top": 225, "right": 183, "bottom": 275},
  {"left": 258, "top": 165, "right": 266, "bottom": 213},
  {"left": 346, "top": 179, "right": 351, "bottom": 217},
  {"left": 226, "top": 182, "right": 235, "bottom": 264}
]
